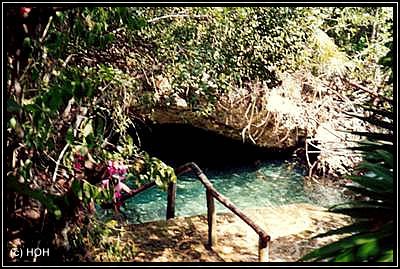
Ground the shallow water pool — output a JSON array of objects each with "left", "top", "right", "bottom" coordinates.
[{"left": 98, "top": 160, "right": 348, "bottom": 224}]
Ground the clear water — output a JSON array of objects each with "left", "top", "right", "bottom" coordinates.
[{"left": 97, "top": 160, "right": 348, "bottom": 224}]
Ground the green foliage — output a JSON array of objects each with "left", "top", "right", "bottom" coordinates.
[
  {"left": 6, "top": 6, "right": 393, "bottom": 261},
  {"left": 68, "top": 216, "right": 136, "bottom": 261},
  {"left": 71, "top": 179, "right": 113, "bottom": 206},
  {"left": 318, "top": 8, "right": 390, "bottom": 55},
  {"left": 301, "top": 223, "right": 392, "bottom": 262},
  {"left": 7, "top": 177, "right": 64, "bottom": 220},
  {"left": 45, "top": 7, "right": 393, "bottom": 113},
  {"left": 131, "top": 152, "right": 177, "bottom": 190},
  {"left": 300, "top": 106, "right": 394, "bottom": 262},
  {"left": 320, "top": 7, "right": 392, "bottom": 91},
  {"left": 11, "top": 7, "right": 391, "bottom": 158},
  {"left": 378, "top": 36, "right": 393, "bottom": 89},
  {"left": 136, "top": 7, "right": 316, "bottom": 106}
]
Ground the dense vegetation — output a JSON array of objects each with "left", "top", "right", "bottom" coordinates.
[
  {"left": 300, "top": 104, "right": 394, "bottom": 262},
  {"left": 6, "top": 6, "right": 393, "bottom": 262}
]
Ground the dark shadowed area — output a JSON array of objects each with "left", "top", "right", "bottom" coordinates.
[{"left": 133, "top": 123, "right": 296, "bottom": 169}]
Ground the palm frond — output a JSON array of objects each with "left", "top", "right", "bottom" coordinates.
[
  {"left": 311, "top": 221, "right": 373, "bottom": 239},
  {"left": 345, "top": 184, "right": 392, "bottom": 203},
  {"left": 360, "top": 105, "right": 394, "bottom": 119},
  {"left": 349, "top": 131, "right": 393, "bottom": 143},
  {"left": 362, "top": 149, "right": 393, "bottom": 168},
  {"left": 347, "top": 175, "right": 392, "bottom": 193},
  {"left": 375, "top": 249, "right": 394, "bottom": 262},
  {"left": 344, "top": 112, "right": 393, "bottom": 130},
  {"left": 356, "top": 162, "right": 393, "bottom": 181},
  {"left": 300, "top": 223, "right": 393, "bottom": 262},
  {"left": 347, "top": 140, "right": 393, "bottom": 152},
  {"left": 301, "top": 101, "right": 393, "bottom": 263}
]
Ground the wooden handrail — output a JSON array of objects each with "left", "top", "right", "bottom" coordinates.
[
  {"left": 101, "top": 161, "right": 271, "bottom": 262},
  {"left": 101, "top": 181, "right": 156, "bottom": 209},
  {"left": 120, "top": 181, "right": 157, "bottom": 204},
  {"left": 175, "top": 162, "right": 271, "bottom": 262}
]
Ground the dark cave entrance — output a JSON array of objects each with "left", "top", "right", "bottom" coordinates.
[{"left": 129, "top": 122, "right": 297, "bottom": 170}]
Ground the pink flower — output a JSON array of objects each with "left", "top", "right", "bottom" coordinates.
[
  {"left": 20, "top": 7, "right": 32, "bottom": 18},
  {"left": 114, "top": 190, "right": 122, "bottom": 200},
  {"left": 116, "top": 161, "right": 128, "bottom": 176},
  {"left": 73, "top": 153, "right": 85, "bottom": 171},
  {"left": 103, "top": 160, "right": 130, "bottom": 202},
  {"left": 114, "top": 182, "right": 122, "bottom": 193},
  {"left": 102, "top": 179, "right": 109, "bottom": 189},
  {"left": 73, "top": 161, "right": 82, "bottom": 171},
  {"left": 107, "top": 161, "right": 116, "bottom": 177}
]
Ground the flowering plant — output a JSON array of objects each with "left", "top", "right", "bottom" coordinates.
[{"left": 102, "top": 160, "right": 130, "bottom": 202}]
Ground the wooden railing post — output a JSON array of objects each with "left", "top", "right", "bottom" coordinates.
[
  {"left": 206, "top": 189, "right": 216, "bottom": 247},
  {"left": 258, "top": 235, "right": 270, "bottom": 262},
  {"left": 166, "top": 182, "right": 177, "bottom": 220},
  {"left": 176, "top": 162, "right": 271, "bottom": 261}
]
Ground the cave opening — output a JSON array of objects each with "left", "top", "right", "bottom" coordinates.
[
  {"left": 103, "top": 121, "right": 350, "bottom": 225},
  {"left": 129, "top": 121, "right": 297, "bottom": 170}
]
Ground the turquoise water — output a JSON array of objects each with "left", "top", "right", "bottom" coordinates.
[{"left": 98, "top": 160, "right": 348, "bottom": 224}]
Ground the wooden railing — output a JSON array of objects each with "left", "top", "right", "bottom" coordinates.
[
  {"left": 101, "top": 162, "right": 271, "bottom": 262},
  {"left": 101, "top": 181, "right": 156, "bottom": 210},
  {"left": 173, "top": 162, "right": 271, "bottom": 262}
]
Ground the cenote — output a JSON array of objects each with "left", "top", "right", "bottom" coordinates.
[{"left": 99, "top": 124, "right": 349, "bottom": 224}]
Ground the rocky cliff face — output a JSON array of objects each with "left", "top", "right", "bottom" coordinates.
[
  {"left": 130, "top": 70, "right": 366, "bottom": 177},
  {"left": 136, "top": 72, "right": 312, "bottom": 151}
]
